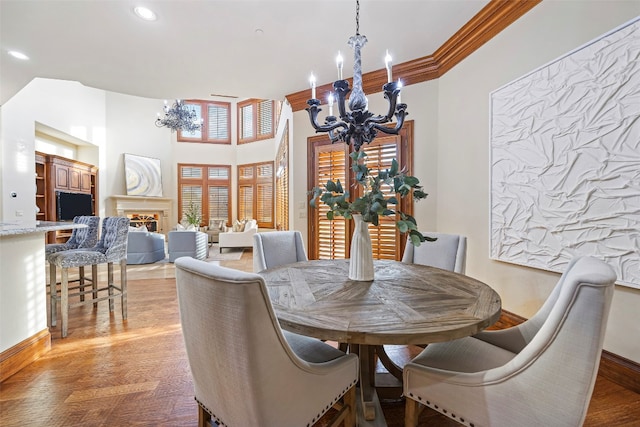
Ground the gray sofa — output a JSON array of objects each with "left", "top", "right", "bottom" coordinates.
[
  {"left": 168, "top": 230, "right": 208, "bottom": 262},
  {"left": 126, "top": 231, "right": 166, "bottom": 264}
]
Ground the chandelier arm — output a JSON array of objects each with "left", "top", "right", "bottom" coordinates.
[
  {"left": 306, "top": 101, "right": 350, "bottom": 134},
  {"left": 333, "top": 80, "right": 351, "bottom": 119},
  {"left": 370, "top": 106, "right": 407, "bottom": 135}
]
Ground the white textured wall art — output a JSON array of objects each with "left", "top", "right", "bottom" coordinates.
[
  {"left": 124, "top": 154, "right": 163, "bottom": 197},
  {"left": 490, "top": 17, "right": 640, "bottom": 289}
]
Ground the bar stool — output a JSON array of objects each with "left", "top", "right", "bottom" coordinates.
[
  {"left": 46, "top": 215, "right": 100, "bottom": 301},
  {"left": 48, "top": 217, "right": 130, "bottom": 338}
]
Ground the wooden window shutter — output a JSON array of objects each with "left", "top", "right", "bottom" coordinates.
[
  {"left": 275, "top": 123, "right": 289, "bottom": 230},
  {"left": 207, "top": 104, "right": 229, "bottom": 141},
  {"left": 312, "top": 142, "right": 349, "bottom": 259},
  {"left": 179, "top": 163, "right": 231, "bottom": 227},
  {"left": 360, "top": 136, "right": 403, "bottom": 260},
  {"left": 208, "top": 185, "right": 229, "bottom": 222},
  {"left": 178, "top": 100, "right": 230, "bottom": 144},
  {"left": 238, "top": 185, "right": 254, "bottom": 220},
  {"left": 257, "top": 100, "right": 273, "bottom": 138}
]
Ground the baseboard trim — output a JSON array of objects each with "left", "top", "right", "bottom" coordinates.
[
  {"left": 0, "top": 329, "right": 51, "bottom": 383},
  {"left": 498, "top": 310, "right": 640, "bottom": 394}
]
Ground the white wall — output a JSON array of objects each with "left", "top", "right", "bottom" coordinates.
[
  {"left": 103, "top": 93, "right": 277, "bottom": 225},
  {"left": 437, "top": 1, "right": 640, "bottom": 362},
  {"left": 1, "top": 78, "right": 105, "bottom": 222}
]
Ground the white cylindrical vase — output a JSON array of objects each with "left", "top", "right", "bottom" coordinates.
[{"left": 348, "top": 214, "right": 374, "bottom": 281}]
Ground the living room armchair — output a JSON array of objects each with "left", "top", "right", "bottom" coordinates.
[
  {"left": 218, "top": 219, "right": 258, "bottom": 253},
  {"left": 168, "top": 230, "right": 208, "bottom": 262}
]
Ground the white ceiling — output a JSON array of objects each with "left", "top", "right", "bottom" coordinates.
[{"left": 0, "top": 0, "right": 490, "bottom": 106}]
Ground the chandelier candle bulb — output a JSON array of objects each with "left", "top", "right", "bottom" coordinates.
[
  {"left": 397, "top": 79, "right": 402, "bottom": 104},
  {"left": 385, "top": 50, "right": 392, "bottom": 82},
  {"left": 309, "top": 73, "right": 317, "bottom": 99},
  {"left": 329, "top": 95, "right": 335, "bottom": 116},
  {"left": 336, "top": 51, "right": 344, "bottom": 80}
]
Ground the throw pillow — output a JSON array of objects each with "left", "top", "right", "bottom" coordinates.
[{"left": 232, "top": 220, "right": 243, "bottom": 232}]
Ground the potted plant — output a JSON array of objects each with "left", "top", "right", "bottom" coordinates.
[
  {"left": 310, "top": 150, "right": 434, "bottom": 280},
  {"left": 182, "top": 201, "right": 202, "bottom": 229}
]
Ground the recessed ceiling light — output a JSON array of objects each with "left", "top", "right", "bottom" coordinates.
[
  {"left": 134, "top": 6, "right": 157, "bottom": 21},
  {"left": 8, "top": 50, "right": 29, "bottom": 60}
]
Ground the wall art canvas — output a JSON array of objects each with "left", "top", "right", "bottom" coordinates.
[
  {"left": 124, "top": 154, "right": 163, "bottom": 197},
  {"left": 490, "top": 17, "right": 640, "bottom": 289}
]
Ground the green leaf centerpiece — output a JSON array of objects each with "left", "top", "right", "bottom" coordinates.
[{"left": 310, "top": 150, "right": 434, "bottom": 246}]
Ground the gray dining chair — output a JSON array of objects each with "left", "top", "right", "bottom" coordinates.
[
  {"left": 402, "top": 232, "right": 467, "bottom": 274},
  {"left": 174, "top": 257, "right": 358, "bottom": 427},
  {"left": 252, "top": 230, "right": 308, "bottom": 272},
  {"left": 403, "top": 256, "right": 616, "bottom": 427},
  {"left": 48, "top": 217, "right": 130, "bottom": 338}
]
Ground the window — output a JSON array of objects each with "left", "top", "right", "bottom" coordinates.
[
  {"left": 178, "top": 164, "right": 231, "bottom": 227},
  {"left": 275, "top": 122, "right": 289, "bottom": 230},
  {"left": 238, "top": 99, "right": 275, "bottom": 144},
  {"left": 308, "top": 121, "right": 414, "bottom": 261},
  {"left": 237, "top": 161, "right": 274, "bottom": 228},
  {"left": 178, "top": 100, "right": 231, "bottom": 144}
]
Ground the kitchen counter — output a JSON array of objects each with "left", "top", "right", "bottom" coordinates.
[
  {"left": 0, "top": 220, "right": 87, "bottom": 379},
  {"left": 0, "top": 220, "right": 86, "bottom": 237}
]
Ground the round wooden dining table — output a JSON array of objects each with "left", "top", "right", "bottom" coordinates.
[{"left": 259, "top": 259, "right": 502, "bottom": 424}]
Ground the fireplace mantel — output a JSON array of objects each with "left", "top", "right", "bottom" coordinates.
[{"left": 109, "top": 195, "right": 173, "bottom": 235}]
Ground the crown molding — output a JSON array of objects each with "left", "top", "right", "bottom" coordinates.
[{"left": 286, "top": 0, "right": 541, "bottom": 112}]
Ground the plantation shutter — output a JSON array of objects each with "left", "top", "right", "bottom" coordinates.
[
  {"left": 257, "top": 100, "right": 273, "bottom": 138},
  {"left": 257, "top": 183, "right": 273, "bottom": 224},
  {"left": 307, "top": 121, "right": 413, "bottom": 261},
  {"left": 237, "top": 162, "right": 274, "bottom": 228},
  {"left": 275, "top": 124, "right": 289, "bottom": 230},
  {"left": 180, "top": 185, "right": 202, "bottom": 222},
  {"left": 240, "top": 104, "right": 253, "bottom": 140},
  {"left": 178, "top": 101, "right": 230, "bottom": 144},
  {"left": 359, "top": 136, "right": 403, "bottom": 260},
  {"left": 313, "top": 143, "right": 349, "bottom": 259},
  {"left": 178, "top": 164, "right": 231, "bottom": 226},
  {"left": 207, "top": 104, "right": 229, "bottom": 141},
  {"left": 238, "top": 185, "right": 253, "bottom": 220},
  {"left": 208, "top": 186, "right": 229, "bottom": 222}
]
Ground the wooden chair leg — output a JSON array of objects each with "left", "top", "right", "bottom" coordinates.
[
  {"left": 92, "top": 264, "right": 98, "bottom": 308},
  {"left": 197, "top": 403, "right": 211, "bottom": 427},
  {"left": 49, "top": 263, "right": 57, "bottom": 327},
  {"left": 78, "top": 265, "right": 85, "bottom": 301},
  {"left": 61, "top": 268, "right": 69, "bottom": 338},
  {"left": 120, "top": 259, "right": 127, "bottom": 320},
  {"left": 405, "top": 396, "right": 420, "bottom": 427},
  {"left": 344, "top": 386, "right": 356, "bottom": 427},
  {"left": 107, "top": 262, "right": 114, "bottom": 312}
]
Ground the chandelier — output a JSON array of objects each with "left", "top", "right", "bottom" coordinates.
[
  {"left": 155, "top": 99, "right": 203, "bottom": 134},
  {"left": 306, "top": 0, "right": 407, "bottom": 152}
]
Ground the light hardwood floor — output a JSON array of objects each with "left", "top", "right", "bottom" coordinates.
[{"left": 1, "top": 249, "right": 638, "bottom": 426}]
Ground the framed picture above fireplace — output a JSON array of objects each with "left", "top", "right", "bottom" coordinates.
[{"left": 124, "top": 154, "right": 163, "bottom": 197}]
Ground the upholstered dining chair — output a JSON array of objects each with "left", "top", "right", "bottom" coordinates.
[
  {"left": 48, "top": 217, "right": 130, "bottom": 338},
  {"left": 403, "top": 256, "right": 616, "bottom": 427},
  {"left": 252, "top": 230, "right": 308, "bottom": 272},
  {"left": 402, "top": 232, "right": 467, "bottom": 274},
  {"left": 46, "top": 215, "right": 100, "bottom": 301},
  {"left": 174, "top": 257, "right": 358, "bottom": 427}
]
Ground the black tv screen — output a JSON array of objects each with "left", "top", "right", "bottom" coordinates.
[{"left": 56, "top": 191, "right": 93, "bottom": 221}]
